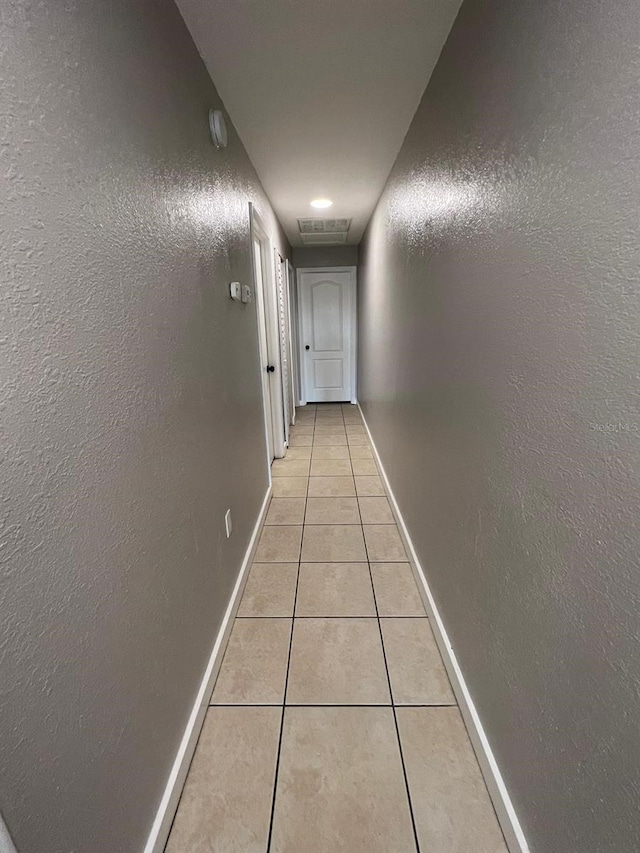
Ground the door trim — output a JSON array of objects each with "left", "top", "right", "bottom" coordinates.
[
  {"left": 250, "top": 204, "right": 286, "bottom": 463},
  {"left": 274, "top": 249, "right": 293, "bottom": 444},
  {"left": 296, "top": 266, "right": 357, "bottom": 405}
]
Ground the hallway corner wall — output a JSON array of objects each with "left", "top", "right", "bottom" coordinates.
[
  {"left": 357, "top": 1, "right": 640, "bottom": 852},
  {"left": 0, "top": 1, "right": 289, "bottom": 851}
]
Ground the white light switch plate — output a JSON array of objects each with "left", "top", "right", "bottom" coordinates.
[{"left": 229, "top": 282, "right": 241, "bottom": 301}]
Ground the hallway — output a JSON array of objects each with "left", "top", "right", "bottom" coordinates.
[
  {"left": 165, "top": 404, "right": 506, "bottom": 852},
  {"left": 3, "top": 0, "right": 639, "bottom": 850}
]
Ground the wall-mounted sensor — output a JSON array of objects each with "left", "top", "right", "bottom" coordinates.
[
  {"left": 241, "top": 284, "right": 252, "bottom": 303},
  {"left": 229, "top": 281, "right": 241, "bottom": 301},
  {"left": 209, "top": 109, "right": 228, "bottom": 148}
]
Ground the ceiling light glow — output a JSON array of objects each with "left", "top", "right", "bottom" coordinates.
[{"left": 310, "top": 198, "right": 333, "bottom": 209}]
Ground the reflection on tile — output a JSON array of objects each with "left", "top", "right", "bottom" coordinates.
[
  {"left": 305, "top": 497, "right": 360, "bottom": 525},
  {"left": 358, "top": 496, "right": 394, "bottom": 524},
  {"left": 287, "top": 618, "right": 390, "bottom": 704},
  {"left": 349, "top": 445, "right": 374, "bottom": 459},
  {"left": 255, "top": 525, "right": 302, "bottom": 562},
  {"left": 266, "top": 498, "right": 306, "bottom": 526},
  {"left": 238, "top": 563, "right": 298, "bottom": 617},
  {"left": 347, "top": 434, "right": 369, "bottom": 445},
  {"left": 312, "top": 445, "right": 350, "bottom": 459},
  {"left": 212, "top": 618, "right": 291, "bottom": 704},
  {"left": 165, "top": 707, "right": 281, "bottom": 853},
  {"left": 351, "top": 458, "right": 378, "bottom": 475},
  {"left": 302, "top": 524, "right": 366, "bottom": 561},
  {"left": 313, "top": 434, "right": 347, "bottom": 446},
  {"left": 296, "top": 563, "right": 375, "bottom": 616},
  {"left": 310, "top": 458, "right": 353, "bottom": 477},
  {"left": 272, "top": 458, "right": 311, "bottom": 478},
  {"left": 363, "top": 524, "right": 407, "bottom": 561},
  {"left": 380, "top": 618, "right": 455, "bottom": 705},
  {"left": 285, "top": 446, "right": 312, "bottom": 460},
  {"left": 172, "top": 406, "right": 503, "bottom": 853},
  {"left": 290, "top": 424, "right": 314, "bottom": 435},
  {"left": 272, "top": 477, "right": 308, "bottom": 497},
  {"left": 370, "top": 563, "right": 426, "bottom": 616},
  {"left": 307, "top": 476, "right": 355, "bottom": 497},
  {"left": 271, "top": 707, "right": 416, "bottom": 853},
  {"left": 314, "top": 425, "right": 347, "bottom": 435},
  {"left": 346, "top": 426, "right": 366, "bottom": 436},
  {"left": 397, "top": 708, "right": 508, "bottom": 852},
  {"left": 289, "top": 434, "right": 313, "bottom": 446},
  {"left": 355, "top": 475, "right": 384, "bottom": 496}
]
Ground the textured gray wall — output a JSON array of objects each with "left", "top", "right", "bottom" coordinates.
[
  {"left": 358, "top": 1, "right": 640, "bottom": 852},
  {"left": 0, "top": 1, "right": 288, "bottom": 851},
  {"left": 293, "top": 245, "right": 358, "bottom": 269}
]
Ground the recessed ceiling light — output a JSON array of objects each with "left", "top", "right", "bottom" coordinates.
[{"left": 310, "top": 198, "right": 333, "bottom": 209}]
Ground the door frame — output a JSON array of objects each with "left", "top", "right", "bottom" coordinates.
[
  {"left": 274, "top": 249, "right": 295, "bottom": 443},
  {"left": 250, "top": 204, "right": 286, "bottom": 462},
  {"left": 286, "top": 261, "right": 302, "bottom": 413},
  {"left": 296, "top": 266, "right": 357, "bottom": 405}
]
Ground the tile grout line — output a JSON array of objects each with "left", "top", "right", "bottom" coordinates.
[
  {"left": 158, "top": 420, "right": 320, "bottom": 852},
  {"left": 236, "top": 614, "right": 429, "bottom": 620},
  {"left": 269, "top": 406, "right": 403, "bottom": 849},
  {"left": 212, "top": 703, "right": 456, "bottom": 708},
  {"left": 264, "top": 408, "right": 314, "bottom": 853},
  {"left": 156, "top": 413, "right": 338, "bottom": 850},
  {"left": 173, "top": 408, "right": 454, "bottom": 852},
  {"left": 267, "top": 521, "right": 397, "bottom": 526},
  {"left": 360, "top": 484, "right": 423, "bottom": 853}
]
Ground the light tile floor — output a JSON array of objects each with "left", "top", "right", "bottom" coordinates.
[{"left": 165, "top": 403, "right": 508, "bottom": 853}]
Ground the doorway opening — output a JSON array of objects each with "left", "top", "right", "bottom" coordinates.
[
  {"left": 250, "top": 205, "right": 287, "bottom": 462},
  {"left": 274, "top": 250, "right": 297, "bottom": 441}
]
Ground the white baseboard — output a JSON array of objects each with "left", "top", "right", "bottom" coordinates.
[
  {"left": 144, "top": 485, "right": 273, "bottom": 853},
  {"left": 357, "top": 404, "right": 529, "bottom": 853}
]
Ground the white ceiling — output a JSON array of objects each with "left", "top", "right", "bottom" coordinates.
[{"left": 175, "top": 0, "right": 463, "bottom": 246}]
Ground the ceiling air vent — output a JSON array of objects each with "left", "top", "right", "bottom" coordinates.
[{"left": 298, "top": 218, "right": 351, "bottom": 245}]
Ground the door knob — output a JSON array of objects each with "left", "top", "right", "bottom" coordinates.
[
  {"left": 266, "top": 365, "right": 275, "bottom": 373},
  {"left": 305, "top": 345, "right": 310, "bottom": 350}
]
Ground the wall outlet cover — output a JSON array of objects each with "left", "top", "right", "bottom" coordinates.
[
  {"left": 229, "top": 282, "right": 241, "bottom": 301},
  {"left": 241, "top": 283, "right": 252, "bottom": 303}
]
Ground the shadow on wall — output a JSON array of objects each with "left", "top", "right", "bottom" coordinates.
[
  {"left": 357, "top": 0, "right": 640, "bottom": 852},
  {"left": 293, "top": 245, "right": 358, "bottom": 269},
  {"left": 0, "top": 1, "right": 289, "bottom": 852}
]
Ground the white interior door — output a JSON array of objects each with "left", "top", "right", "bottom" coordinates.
[
  {"left": 253, "top": 234, "right": 275, "bottom": 460},
  {"left": 298, "top": 267, "right": 356, "bottom": 403},
  {"left": 251, "top": 204, "right": 287, "bottom": 462}
]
